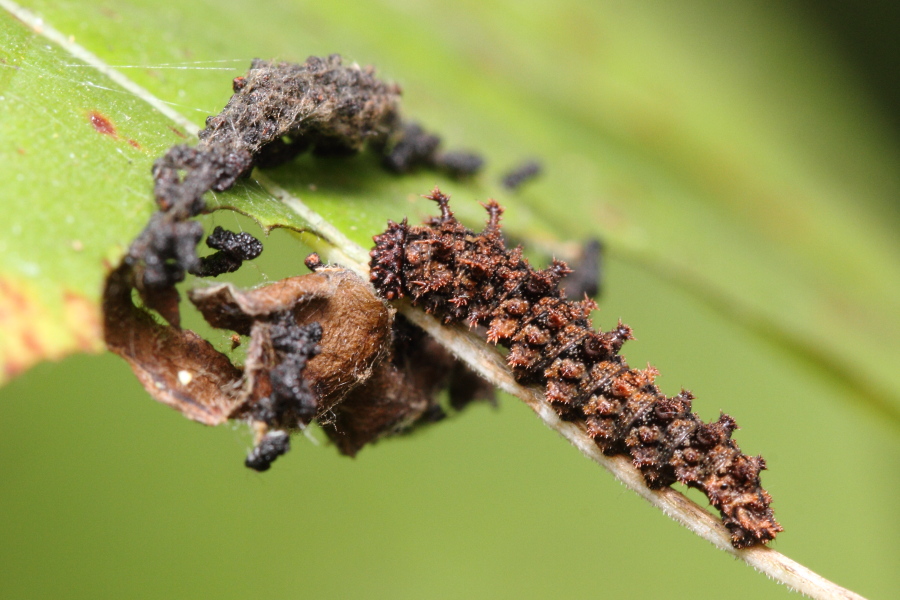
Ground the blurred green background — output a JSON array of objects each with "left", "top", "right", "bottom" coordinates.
[{"left": 1, "top": 1, "right": 899, "bottom": 599}]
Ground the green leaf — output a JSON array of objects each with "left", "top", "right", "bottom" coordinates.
[
  {"left": 1, "top": 1, "right": 898, "bottom": 599},
  {"left": 0, "top": 11, "right": 163, "bottom": 379}
]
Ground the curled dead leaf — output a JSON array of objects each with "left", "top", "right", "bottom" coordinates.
[
  {"left": 103, "top": 264, "right": 243, "bottom": 426},
  {"left": 104, "top": 257, "right": 491, "bottom": 467}
]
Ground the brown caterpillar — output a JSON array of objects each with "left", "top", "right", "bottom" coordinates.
[{"left": 369, "top": 188, "right": 783, "bottom": 548}]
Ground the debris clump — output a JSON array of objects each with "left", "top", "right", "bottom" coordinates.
[
  {"left": 245, "top": 430, "right": 291, "bottom": 472},
  {"left": 501, "top": 159, "right": 542, "bottom": 191},
  {"left": 125, "top": 55, "right": 484, "bottom": 299},
  {"left": 197, "top": 226, "right": 264, "bottom": 277},
  {"left": 382, "top": 122, "right": 483, "bottom": 178}
]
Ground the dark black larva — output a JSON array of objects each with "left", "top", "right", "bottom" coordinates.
[{"left": 129, "top": 55, "right": 483, "bottom": 294}]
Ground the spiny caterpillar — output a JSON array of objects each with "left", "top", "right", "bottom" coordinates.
[{"left": 369, "top": 188, "right": 783, "bottom": 548}]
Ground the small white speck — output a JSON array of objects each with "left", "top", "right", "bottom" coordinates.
[
  {"left": 71, "top": 240, "right": 83, "bottom": 251},
  {"left": 69, "top": 153, "right": 75, "bottom": 159},
  {"left": 177, "top": 370, "right": 193, "bottom": 386}
]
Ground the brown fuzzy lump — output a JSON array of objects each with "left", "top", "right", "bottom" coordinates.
[{"left": 369, "top": 188, "right": 782, "bottom": 549}]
